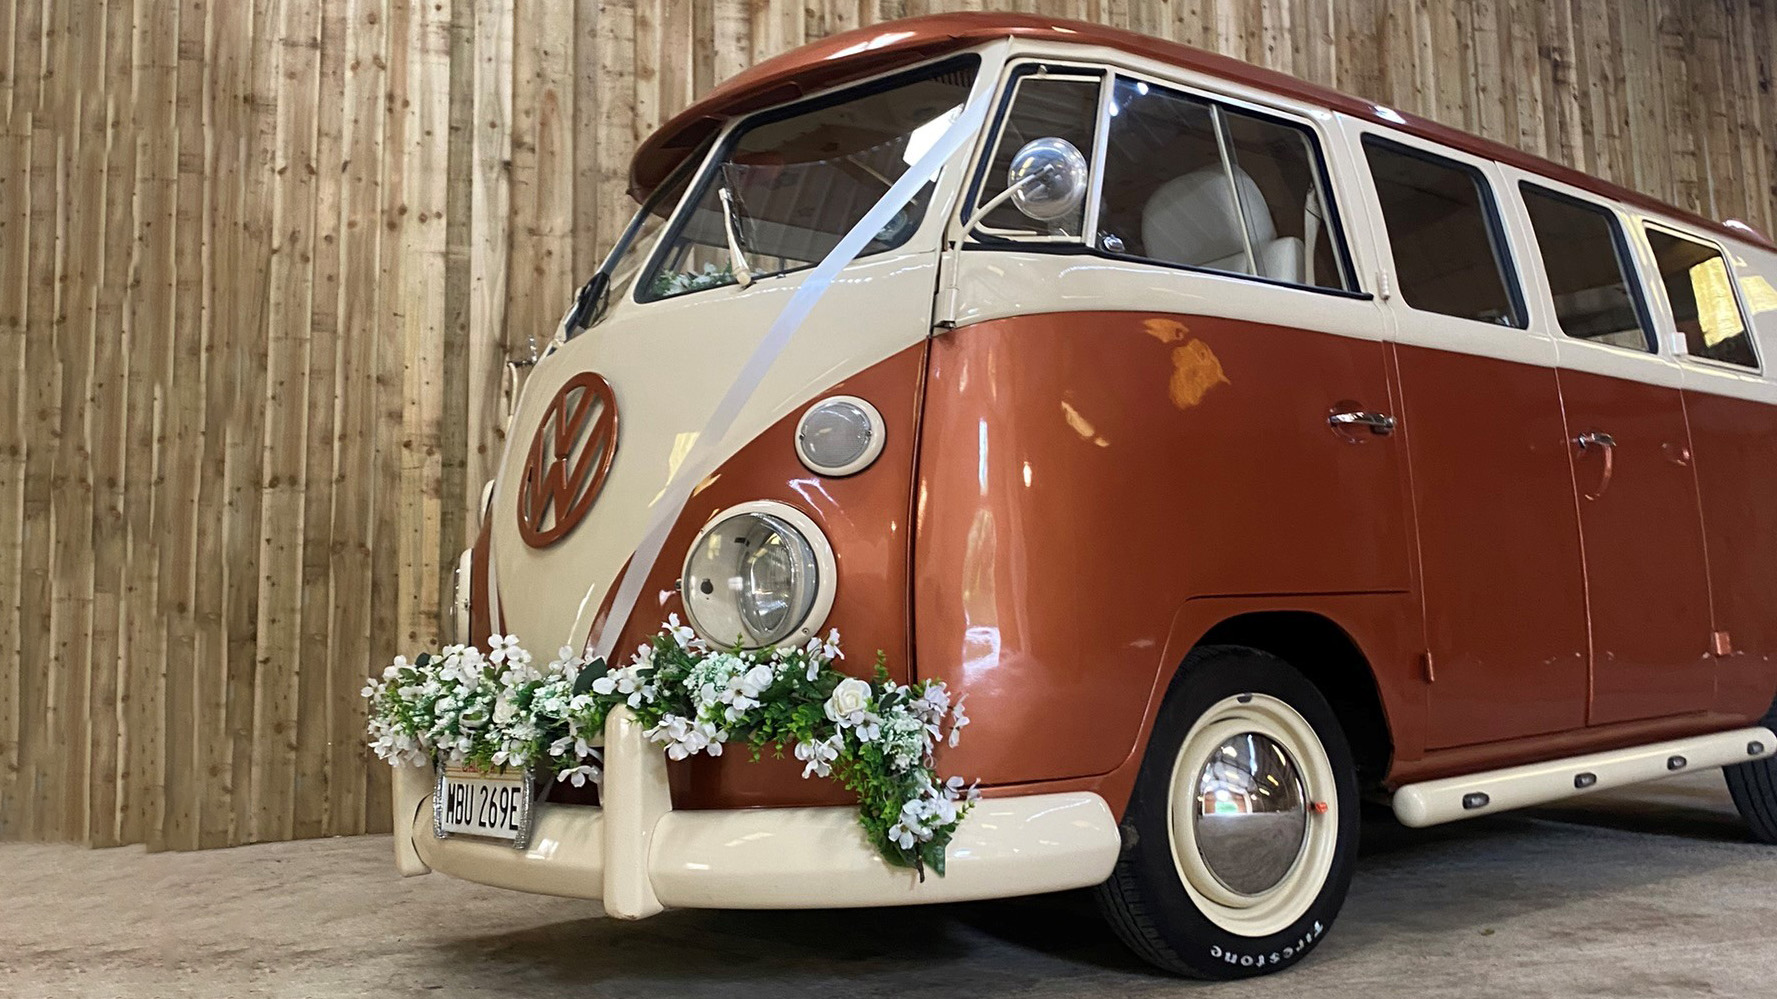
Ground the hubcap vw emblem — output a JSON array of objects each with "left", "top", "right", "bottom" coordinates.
[{"left": 517, "top": 371, "right": 619, "bottom": 548}]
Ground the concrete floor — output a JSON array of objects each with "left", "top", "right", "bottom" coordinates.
[{"left": 3, "top": 770, "right": 1775, "bottom": 999}]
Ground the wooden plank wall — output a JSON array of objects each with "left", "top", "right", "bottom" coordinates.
[{"left": 1, "top": 0, "right": 1774, "bottom": 849}]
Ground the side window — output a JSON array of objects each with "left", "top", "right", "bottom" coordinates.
[
  {"left": 1363, "top": 138, "right": 1523, "bottom": 327},
  {"left": 1096, "top": 76, "right": 1352, "bottom": 291},
  {"left": 972, "top": 71, "right": 1101, "bottom": 237},
  {"left": 1520, "top": 185, "right": 1652, "bottom": 352},
  {"left": 1645, "top": 228, "right": 1758, "bottom": 369}
]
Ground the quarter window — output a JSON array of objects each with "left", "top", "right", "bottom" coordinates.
[
  {"left": 1095, "top": 77, "right": 1352, "bottom": 291},
  {"left": 1520, "top": 185, "right": 1652, "bottom": 352},
  {"left": 1364, "top": 138, "right": 1522, "bottom": 326},
  {"left": 1645, "top": 228, "right": 1758, "bottom": 369},
  {"left": 972, "top": 71, "right": 1102, "bottom": 237}
]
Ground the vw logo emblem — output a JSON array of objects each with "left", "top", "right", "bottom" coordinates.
[{"left": 516, "top": 371, "right": 619, "bottom": 548}]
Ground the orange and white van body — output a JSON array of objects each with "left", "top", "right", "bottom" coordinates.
[{"left": 393, "top": 13, "right": 1777, "bottom": 916}]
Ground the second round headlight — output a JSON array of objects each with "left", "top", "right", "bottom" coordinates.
[{"left": 681, "top": 502, "right": 835, "bottom": 649}]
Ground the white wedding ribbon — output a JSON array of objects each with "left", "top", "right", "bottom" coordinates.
[{"left": 587, "top": 77, "right": 995, "bottom": 664}]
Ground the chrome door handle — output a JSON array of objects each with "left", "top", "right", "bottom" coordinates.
[
  {"left": 1328, "top": 411, "right": 1396, "bottom": 435},
  {"left": 1575, "top": 431, "right": 1616, "bottom": 501}
]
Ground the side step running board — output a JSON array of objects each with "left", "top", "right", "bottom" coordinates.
[{"left": 1392, "top": 726, "right": 1777, "bottom": 828}]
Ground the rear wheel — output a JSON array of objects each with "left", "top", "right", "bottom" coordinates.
[
  {"left": 1724, "top": 700, "right": 1777, "bottom": 844},
  {"left": 1097, "top": 645, "right": 1359, "bottom": 979}
]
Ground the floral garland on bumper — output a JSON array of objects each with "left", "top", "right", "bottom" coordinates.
[{"left": 364, "top": 618, "right": 976, "bottom": 874}]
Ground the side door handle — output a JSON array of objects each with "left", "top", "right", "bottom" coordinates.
[
  {"left": 1575, "top": 430, "right": 1616, "bottom": 500},
  {"left": 1328, "top": 410, "right": 1396, "bottom": 435}
]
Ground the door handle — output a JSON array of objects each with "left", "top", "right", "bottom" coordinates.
[
  {"left": 1575, "top": 430, "right": 1616, "bottom": 500},
  {"left": 1328, "top": 410, "right": 1396, "bottom": 435}
]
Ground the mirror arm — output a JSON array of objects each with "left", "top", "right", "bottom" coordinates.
[{"left": 961, "top": 173, "right": 1042, "bottom": 234}]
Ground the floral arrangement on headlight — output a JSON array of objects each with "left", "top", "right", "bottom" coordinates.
[{"left": 363, "top": 617, "right": 977, "bottom": 874}]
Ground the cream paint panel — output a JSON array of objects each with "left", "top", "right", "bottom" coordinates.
[
  {"left": 1493, "top": 167, "right": 1687, "bottom": 387},
  {"left": 1392, "top": 726, "right": 1777, "bottom": 828},
  {"left": 491, "top": 252, "right": 940, "bottom": 652},
  {"left": 1331, "top": 116, "right": 1560, "bottom": 370},
  {"left": 399, "top": 701, "right": 1119, "bottom": 911},
  {"left": 390, "top": 763, "right": 433, "bottom": 877},
  {"left": 974, "top": 40, "right": 1392, "bottom": 289},
  {"left": 950, "top": 252, "right": 1388, "bottom": 341},
  {"left": 487, "top": 45, "right": 1009, "bottom": 653},
  {"left": 408, "top": 789, "right": 1120, "bottom": 909}
]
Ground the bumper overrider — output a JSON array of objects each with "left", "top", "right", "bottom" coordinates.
[{"left": 391, "top": 706, "right": 1123, "bottom": 917}]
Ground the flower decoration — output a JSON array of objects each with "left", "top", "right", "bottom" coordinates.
[{"left": 364, "top": 618, "right": 977, "bottom": 874}]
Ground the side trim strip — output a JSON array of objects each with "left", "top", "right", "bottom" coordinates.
[{"left": 1392, "top": 726, "right": 1776, "bottom": 828}]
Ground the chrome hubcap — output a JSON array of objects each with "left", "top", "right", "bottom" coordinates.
[{"left": 1191, "top": 732, "right": 1309, "bottom": 896}]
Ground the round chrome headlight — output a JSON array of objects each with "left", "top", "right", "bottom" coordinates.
[
  {"left": 795, "top": 396, "right": 885, "bottom": 477},
  {"left": 681, "top": 501, "right": 836, "bottom": 649}
]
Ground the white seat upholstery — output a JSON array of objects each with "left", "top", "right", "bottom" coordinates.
[{"left": 1140, "top": 166, "right": 1302, "bottom": 284}]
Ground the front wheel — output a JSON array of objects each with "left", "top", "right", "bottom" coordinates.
[{"left": 1097, "top": 645, "right": 1359, "bottom": 979}]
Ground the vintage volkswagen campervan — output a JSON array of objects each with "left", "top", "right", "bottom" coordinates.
[{"left": 390, "top": 13, "right": 1777, "bottom": 978}]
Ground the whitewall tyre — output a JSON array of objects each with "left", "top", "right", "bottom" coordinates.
[{"left": 1097, "top": 645, "right": 1360, "bottom": 979}]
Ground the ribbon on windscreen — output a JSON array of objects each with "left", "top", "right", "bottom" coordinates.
[{"left": 586, "top": 80, "right": 995, "bottom": 665}]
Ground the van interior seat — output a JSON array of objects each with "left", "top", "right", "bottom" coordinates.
[{"left": 1141, "top": 166, "right": 1303, "bottom": 283}]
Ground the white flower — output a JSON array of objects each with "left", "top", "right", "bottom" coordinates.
[
  {"left": 824, "top": 677, "right": 874, "bottom": 726},
  {"left": 948, "top": 695, "right": 970, "bottom": 748},
  {"left": 487, "top": 633, "right": 521, "bottom": 664},
  {"left": 793, "top": 734, "right": 843, "bottom": 779},
  {"left": 737, "top": 663, "right": 774, "bottom": 699},
  {"left": 561, "top": 763, "right": 601, "bottom": 787},
  {"left": 665, "top": 613, "right": 699, "bottom": 651}
]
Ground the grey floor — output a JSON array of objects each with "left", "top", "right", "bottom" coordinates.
[{"left": 3, "top": 769, "right": 1774, "bottom": 998}]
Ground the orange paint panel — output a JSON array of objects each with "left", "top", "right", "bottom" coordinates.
[
  {"left": 1684, "top": 388, "right": 1777, "bottom": 719},
  {"left": 914, "top": 311, "right": 1415, "bottom": 787},
  {"left": 1393, "top": 343, "right": 1591, "bottom": 748},
  {"left": 1559, "top": 369, "right": 1716, "bottom": 724},
  {"left": 589, "top": 343, "right": 930, "bottom": 810}
]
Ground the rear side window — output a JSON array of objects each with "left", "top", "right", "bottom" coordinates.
[
  {"left": 1645, "top": 228, "right": 1758, "bottom": 369},
  {"left": 1520, "top": 185, "right": 1652, "bottom": 352},
  {"left": 1364, "top": 138, "right": 1523, "bottom": 327}
]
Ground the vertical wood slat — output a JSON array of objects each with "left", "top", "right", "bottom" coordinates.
[
  {"left": 2, "top": 0, "right": 1775, "bottom": 850},
  {"left": 0, "top": 75, "right": 28, "bottom": 847},
  {"left": 249, "top": 0, "right": 321, "bottom": 846},
  {"left": 322, "top": 0, "right": 387, "bottom": 839},
  {"left": 84, "top": 0, "right": 137, "bottom": 848}
]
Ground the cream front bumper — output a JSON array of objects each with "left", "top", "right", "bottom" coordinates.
[{"left": 390, "top": 707, "right": 1123, "bottom": 918}]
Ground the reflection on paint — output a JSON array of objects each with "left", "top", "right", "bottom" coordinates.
[
  {"left": 977, "top": 418, "right": 989, "bottom": 496},
  {"left": 960, "top": 509, "right": 1000, "bottom": 683},
  {"left": 654, "top": 431, "right": 703, "bottom": 504},
  {"left": 1169, "top": 339, "right": 1230, "bottom": 409},
  {"left": 1741, "top": 275, "right": 1777, "bottom": 316},
  {"left": 1060, "top": 400, "right": 1110, "bottom": 447},
  {"left": 1144, "top": 317, "right": 1190, "bottom": 344},
  {"left": 1141, "top": 318, "right": 1230, "bottom": 409}
]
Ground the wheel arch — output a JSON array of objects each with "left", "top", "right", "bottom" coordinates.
[{"left": 1194, "top": 610, "right": 1395, "bottom": 790}]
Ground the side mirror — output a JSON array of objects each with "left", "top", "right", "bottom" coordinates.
[{"left": 1006, "top": 137, "right": 1090, "bottom": 223}]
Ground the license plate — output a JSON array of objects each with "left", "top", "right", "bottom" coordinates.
[{"left": 434, "top": 766, "right": 533, "bottom": 845}]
